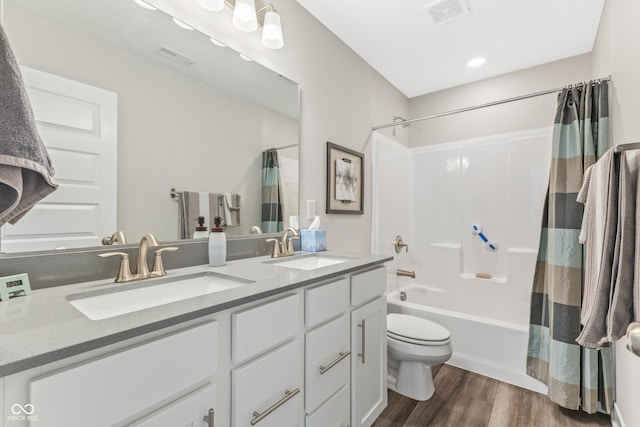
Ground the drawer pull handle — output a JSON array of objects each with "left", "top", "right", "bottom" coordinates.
[
  {"left": 358, "top": 320, "right": 366, "bottom": 364},
  {"left": 203, "top": 408, "right": 214, "bottom": 427},
  {"left": 251, "top": 388, "right": 300, "bottom": 425},
  {"left": 319, "top": 351, "right": 351, "bottom": 375}
]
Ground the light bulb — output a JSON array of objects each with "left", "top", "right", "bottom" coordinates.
[
  {"left": 173, "top": 17, "right": 194, "bottom": 30},
  {"left": 195, "top": 0, "right": 224, "bottom": 12},
  {"left": 210, "top": 38, "right": 226, "bottom": 48},
  {"left": 233, "top": 0, "right": 258, "bottom": 32},
  {"left": 261, "top": 10, "right": 284, "bottom": 49},
  {"left": 134, "top": 0, "right": 157, "bottom": 10},
  {"left": 467, "top": 57, "right": 486, "bottom": 68}
]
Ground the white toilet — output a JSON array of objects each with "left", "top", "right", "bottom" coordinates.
[{"left": 387, "top": 313, "right": 452, "bottom": 401}]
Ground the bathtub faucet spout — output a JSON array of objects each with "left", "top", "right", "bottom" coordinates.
[{"left": 396, "top": 269, "right": 416, "bottom": 278}]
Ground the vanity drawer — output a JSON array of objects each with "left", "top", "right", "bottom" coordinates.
[
  {"left": 305, "top": 385, "right": 350, "bottom": 427},
  {"left": 305, "top": 314, "right": 350, "bottom": 413},
  {"left": 351, "top": 266, "right": 387, "bottom": 306},
  {"left": 305, "top": 277, "right": 349, "bottom": 328},
  {"left": 232, "top": 293, "right": 300, "bottom": 363},
  {"left": 232, "top": 340, "right": 303, "bottom": 427},
  {"left": 30, "top": 321, "right": 217, "bottom": 427}
]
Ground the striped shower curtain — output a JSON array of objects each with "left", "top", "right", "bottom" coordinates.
[
  {"left": 261, "top": 149, "right": 283, "bottom": 233},
  {"left": 527, "top": 81, "right": 613, "bottom": 413}
]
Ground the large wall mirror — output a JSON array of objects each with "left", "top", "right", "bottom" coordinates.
[{"left": 0, "top": 0, "right": 300, "bottom": 253}]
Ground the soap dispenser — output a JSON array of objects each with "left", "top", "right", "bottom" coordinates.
[
  {"left": 193, "top": 216, "right": 209, "bottom": 239},
  {"left": 208, "top": 216, "right": 226, "bottom": 266}
]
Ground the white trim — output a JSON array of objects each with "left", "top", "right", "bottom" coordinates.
[{"left": 612, "top": 403, "right": 626, "bottom": 427}]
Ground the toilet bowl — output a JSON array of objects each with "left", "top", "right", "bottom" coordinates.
[{"left": 387, "top": 313, "right": 452, "bottom": 401}]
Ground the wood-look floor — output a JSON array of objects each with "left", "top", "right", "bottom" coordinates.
[{"left": 372, "top": 365, "right": 611, "bottom": 427}]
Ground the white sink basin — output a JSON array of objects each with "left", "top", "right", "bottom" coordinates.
[
  {"left": 266, "top": 254, "right": 352, "bottom": 270},
  {"left": 68, "top": 272, "right": 252, "bottom": 320}
]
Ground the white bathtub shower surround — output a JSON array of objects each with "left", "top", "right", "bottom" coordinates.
[
  {"left": 371, "top": 133, "right": 415, "bottom": 293},
  {"left": 388, "top": 285, "right": 547, "bottom": 393},
  {"left": 372, "top": 128, "right": 553, "bottom": 391}
]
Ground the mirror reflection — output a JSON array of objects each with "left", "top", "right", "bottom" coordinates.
[{"left": 0, "top": 0, "right": 300, "bottom": 253}]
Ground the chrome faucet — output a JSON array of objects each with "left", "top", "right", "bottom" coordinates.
[
  {"left": 396, "top": 269, "right": 416, "bottom": 278},
  {"left": 266, "top": 228, "right": 300, "bottom": 258},
  {"left": 281, "top": 227, "right": 299, "bottom": 255},
  {"left": 98, "top": 233, "right": 178, "bottom": 283},
  {"left": 136, "top": 233, "right": 159, "bottom": 279},
  {"left": 394, "top": 235, "right": 408, "bottom": 253},
  {"left": 102, "top": 230, "right": 127, "bottom": 245}
]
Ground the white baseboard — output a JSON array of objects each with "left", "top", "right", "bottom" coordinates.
[{"left": 612, "top": 403, "right": 626, "bottom": 427}]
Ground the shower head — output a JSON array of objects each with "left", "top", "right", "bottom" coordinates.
[{"left": 392, "top": 115, "right": 409, "bottom": 136}]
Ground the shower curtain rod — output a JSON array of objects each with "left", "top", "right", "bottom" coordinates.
[
  {"left": 371, "top": 76, "right": 612, "bottom": 131},
  {"left": 268, "top": 143, "right": 299, "bottom": 151}
]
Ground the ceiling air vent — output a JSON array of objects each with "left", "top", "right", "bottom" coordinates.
[
  {"left": 424, "top": 0, "right": 470, "bottom": 26},
  {"left": 154, "top": 45, "right": 197, "bottom": 67}
]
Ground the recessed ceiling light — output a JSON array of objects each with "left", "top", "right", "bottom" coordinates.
[
  {"left": 134, "top": 0, "right": 157, "bottom": 10},
  {"left": 210, "top": 38, "right": 226, "bottom": 48},
  {"left": 467, "top": 57, "right": 486, "bottom": 68},
  {"left": 239, "top": 53, "right": 253, "bottom": 62},
  {"left": 172, "top": 17, "right": 194, "bottom": 30}
]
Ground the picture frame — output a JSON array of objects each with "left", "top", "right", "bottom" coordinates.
[{"left": 326, "top": 142, "right": 364, "bottom": 214}]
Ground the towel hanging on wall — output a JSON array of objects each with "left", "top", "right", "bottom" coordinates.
[{"left": 0, "top": 23, "right": 57, "bottom": 226}]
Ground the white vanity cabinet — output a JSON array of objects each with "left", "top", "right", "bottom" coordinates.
[
  {"left": 131, "top": 383, "right": 215, "bottom": 427},
  {"left": 303, "top": 277, "right": 351, "bottom": 427},
  {"left": 350, "top": 267, "right": 387, "bottom": 427},
  {"left": 230, "top": 294, "right": 303, "bottom": 427},
  {"left": 2, "top": 321, "right": 218, "bottom": 427}
]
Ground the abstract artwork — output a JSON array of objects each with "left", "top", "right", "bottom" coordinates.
[{"left": 326, "top": 142, "right": 364, "bottom": 214}]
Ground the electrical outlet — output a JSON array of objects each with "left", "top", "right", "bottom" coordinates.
[{"left": 307, "top": 200, "right": 316, "bottom": 219}]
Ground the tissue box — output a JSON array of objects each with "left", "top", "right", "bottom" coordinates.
[{"left": 301, "top": 229, "right": 327, "bottom": 252}]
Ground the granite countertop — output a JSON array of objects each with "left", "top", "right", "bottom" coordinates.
[{"left": 0, "top": 251, "right": 392, "bottom": 377}]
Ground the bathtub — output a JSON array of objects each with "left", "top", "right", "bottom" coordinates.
[{"left": 387, "top": 284, "right": 547, "bottom": 394}]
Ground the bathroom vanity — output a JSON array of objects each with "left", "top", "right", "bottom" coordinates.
[{"left": 0, "top": 252, "right": 391, "bottom": 427}]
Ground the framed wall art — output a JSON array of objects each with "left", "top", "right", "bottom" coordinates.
[{"left": 326, "top": 142, "right": 364, "bottom": 214}]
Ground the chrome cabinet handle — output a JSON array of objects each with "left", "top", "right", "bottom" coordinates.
[
  {"left": 203, "top": 408, "right": 214, "bottom": 427},
  {"left": 319, "top": 351, "right": 351, "bottom": 375},
  {"left": 251, "top": 388, "right": 300, "bottom": 425},
  {"left": 358, "top": 320, "right": 366, "bottom": 364}
]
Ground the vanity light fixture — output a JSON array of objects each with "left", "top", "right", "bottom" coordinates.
[
  {"left": 134, "top": 0, "right": 157, "bottom": 10},
  {"left": 210, "top": 37, "right": 227, "bottom": 47},
  {"left": 194, "top": 0, "right": 285, "bottom": 49},
  {"left": 261, "top": 6, "right": 284, "bottom": 49},
  {"left": 233, "top": 0, "right": 259, "bottom": 32},
  {"left": 173, "top": 17, "right": 195, "bottom": 30},
  {"left": 467, "top": 57, "right": 486, "bottom": 68}
]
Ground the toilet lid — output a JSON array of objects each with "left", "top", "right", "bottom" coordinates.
[{"left": 387, "top": 313, "right": 450, "bottom": 342}]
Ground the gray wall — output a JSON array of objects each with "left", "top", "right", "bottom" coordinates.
[
  {"left": 4, "top": 4, "right": 299, "bottom": 242},
  {"left": 407, "top": 54, "right": 593, "bottom": 146},
  {"left": 591, "top": 0, "right": 640, "bottom": 424},
  {"left": 149, "top": 0, "right": 410, "bottom": 254}
]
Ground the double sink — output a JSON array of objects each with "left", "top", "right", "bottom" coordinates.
[{"left": 68, "top": 253, "right": 351, "bottom": 320}]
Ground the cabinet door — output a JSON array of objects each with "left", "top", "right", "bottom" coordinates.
[
  {"left": 132, "top": 383, "right": 215, "bottom": 427},
  {"left": 305, "top": 315, "right": 350, "bottom": 412},
  {"left": 232, "top": 340, "right": 303, "bottom": 427},
  {"left": 351, "top": 297, "right": 387, "bottom": 427},
  {"left": 29, "top": 321, "right": 217, "bottom": 427},
  {"left": 305, "top": 385, "right": 350, "bottom": 427}
]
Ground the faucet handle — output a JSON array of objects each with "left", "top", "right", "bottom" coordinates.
[
  {"left": 286, "top": 236, "right": 300, "bottom": 255},
  {"left": 151, "top": 247, "right": 178, "bottom": 277},
  {"left": 266, "top": 238, "right": 282, "bottom": 258},
  {"left": 98, "top": 252, "right": 134, "bottom": 283}
]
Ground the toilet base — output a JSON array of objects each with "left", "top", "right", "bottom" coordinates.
[{"left": 387, "top": 358, "right": 435, "bottom": 401}]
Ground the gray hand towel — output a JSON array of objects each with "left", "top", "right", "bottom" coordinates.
[{"left": 0, "top": 23, "right": 57, "bottom": 227}]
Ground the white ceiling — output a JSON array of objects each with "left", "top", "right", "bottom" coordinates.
[{"left": 295, "top": 0, "right": 606, "bottom": 98}]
